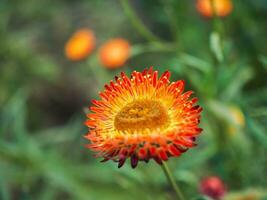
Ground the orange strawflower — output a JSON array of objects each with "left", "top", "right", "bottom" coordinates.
[
  {"left": 196, "top": 0, "right": 233, "bottom": 17},
  {"left": 84, "top": 67, "right": 202, "bottom": 168},
  {"left": 65, "top": 29, "right": 95, "bottom": 61},
  {"left": 99, "top": 38, "right": 130, "bottom": 69}
]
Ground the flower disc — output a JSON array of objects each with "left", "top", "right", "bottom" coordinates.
[{"left": 85, "top": 67, "right": 202, "bottom": 168}]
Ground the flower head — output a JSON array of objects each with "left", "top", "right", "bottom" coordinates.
[
  {"left": 199, "top": 176, "right": 227, "bottom": 199},
  {"left": 99, "top": 38, "right": 130, "bottom": 69},
  {"left": 196, "top": 0, "right": 233, "bottom": 17},
  {"left": 65, "top": 28, "right": 95, "bottom": 61},
  {"left": 84, "top": 67, "right": 202, "bottom": 168}
]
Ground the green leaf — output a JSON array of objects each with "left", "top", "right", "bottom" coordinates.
[
  {"left": 220, "top": 65, "right": 253, "bottom": 101},
  {"left": 259, "top": 55, "right": 267, "bottom": 72},
  {"left": 210, "top": 32, "right": 223, "bottom": 63},
  {"left": 0, "top": 180, "right": 10, "bottom": 200},
  {"left": 247, "top": 116, "right": 267, "bottom": 149},
  {"left": 0, "top": 89, "right": 28, "bottom": 139},
  {"left": 178, "top": 53, "right": 211, "bottom": 73},
  {"left": 193, "top": 196, "right": 212, "bottom": 200}
]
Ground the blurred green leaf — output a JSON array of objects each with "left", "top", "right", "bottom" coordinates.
[
  {"left": 0, "top": 180, "right": 10, "bottom": 200},
  {"left": 259, "top": 55, "right": 267, "bottom": 72},
  {"left": 193, "top": 196, "right": 212, "bottom": 200},
  {"left": 247, "top": 116, "right": 267, "bottom": 149},
  {"left": 178, "top": 53, "right": 211, "bottom": 73},
  {"left": 210, "top": 32, "right": 224, "bottom": 63},
  {"left": 220, "top": 65, "right": 253, "bottom": 101},
  {"left": 0, "top": 89, "right": 28, "bottom": 139}
]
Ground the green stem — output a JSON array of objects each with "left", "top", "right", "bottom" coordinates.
[
  {"left": 130, "top": 43, "right": 210, "bottom": 73},
  {"left": 131, "top": 43, "right": 176, "bottom": 57},
  {"left": 161, "top": 162, "right": 186, "bottom": 200},
  {"left": 210, "top": 0, "right": 224, "bottom": 52},
  {"left": 249, "top": 107, "right": 267, "bottom": 117},
  {"left": 85, "top": 55, "right": 110, "bottom": 87},
  {"left": 210, "top": 0, "right": 221, "bottom": 32},
  {"left": 210, "top": 0, "right": 224, "bottom": 60},
  {"left": 160, "top": 0, "right": 180, "bottom": 50},
  {"left": 120, "top": 0, "right": 161, "bottom": 43}
]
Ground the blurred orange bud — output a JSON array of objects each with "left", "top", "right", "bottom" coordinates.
[
  {"left": 65, "top": 29, "right": 96, "bottom": 61},
  {"left": 196, "top": 0, "right": 233, "bottom": 17},
  {"left": 99, "top": 38, "right": 130, "bottom": 69},
  {"left": 229, "top": 106, "right": 245, "bottom": 127},
  {"left": 227, "top": 106, "right": 245, "bottom": 135}
]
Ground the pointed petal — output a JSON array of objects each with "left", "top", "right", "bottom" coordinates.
[{"left": 131, "top": 154, "right": 139, "bottom": 168}]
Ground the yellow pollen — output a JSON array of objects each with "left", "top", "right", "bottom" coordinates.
[{"left": 114, "top": 99, "right": 170, "bottom": 132}]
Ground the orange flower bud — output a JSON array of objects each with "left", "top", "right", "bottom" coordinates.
[
  {"left": 196, "top": 0, "right": 233, "bottom": 17},
  {"left": 65, "top": 29, "right": 95, "bottom": 61},
  {"left": 99, "top": 38, "right": 130, "bottom": 69}
]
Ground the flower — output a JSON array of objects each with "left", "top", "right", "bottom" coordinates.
[
  {"left": 99, "top": 38, "right": 130, "bottom": 69},
  {"left": 65, "top": 28, "right": 95, "bottom": 61},
  {"left": 196, "top": 0, "right": 233, "bottom": 17},
  {"left": 229, "top": 106, "right": 245, "bottom": 127},
  {"left": 84, "top": 67, "right": 202, "bottom": 168},
  {"left": 199, "top": 176, "right": 227, "bottom": 199},
  {"left": 227, "top": 105, "right": 245, "bottom": 135}
]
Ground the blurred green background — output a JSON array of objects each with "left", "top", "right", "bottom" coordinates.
[{"left": 1, "top": 0, "right": 267, "bottom": 199}]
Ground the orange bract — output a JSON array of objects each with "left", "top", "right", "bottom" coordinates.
[
  {"left": 84, "top": 67, "right": 202, "bottom": 168},
  {"left": 196, "top": 0, "right": 233, "bottom": 17},
  {"left": 65, "top": 29, "right": 95, "bottom": 61},
  {"left": 99, "top": 38, "right": 130, "bottom": 69}
]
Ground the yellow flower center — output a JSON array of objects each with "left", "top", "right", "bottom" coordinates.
[{"left": 114, "top": 99, "right": 170, "bottom": 132}]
